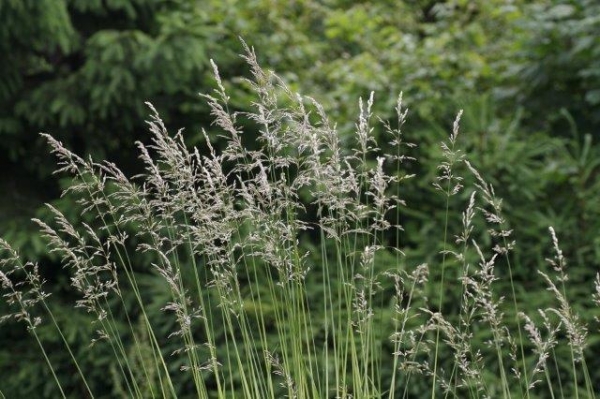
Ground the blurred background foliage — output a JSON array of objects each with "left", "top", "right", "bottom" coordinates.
[{"left": 1, "top": 0, "right": 599, "bottom": 396}]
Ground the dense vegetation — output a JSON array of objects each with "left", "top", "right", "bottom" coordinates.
[{"left": 1, "top": 0, "right": 599, "bottom": 397}]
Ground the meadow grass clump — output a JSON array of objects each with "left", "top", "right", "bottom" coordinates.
[{"left": 0, "top": 43, "right": 597, "bottom": 398}]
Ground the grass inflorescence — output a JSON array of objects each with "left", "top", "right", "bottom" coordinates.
[{"left": 0, "top": 44, "right": 596, "bottom": 399}]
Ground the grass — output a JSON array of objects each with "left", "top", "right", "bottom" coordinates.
[{"left": 0, "top": 43, "right": 597, "bottom": 398}]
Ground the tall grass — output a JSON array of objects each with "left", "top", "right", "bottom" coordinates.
[{"left": 0, "top": 44, "right": 596, "bottom": 398}]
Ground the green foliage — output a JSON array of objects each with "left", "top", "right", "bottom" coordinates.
[
  {"left": 2, "top": 0, "right": 600, "bottom": 397},
  {"left": 0, "top": 0, "right": 224, "bottom": 263},
  {"left": 507, "top": 0, "right": 600, "bottom": 133}
]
